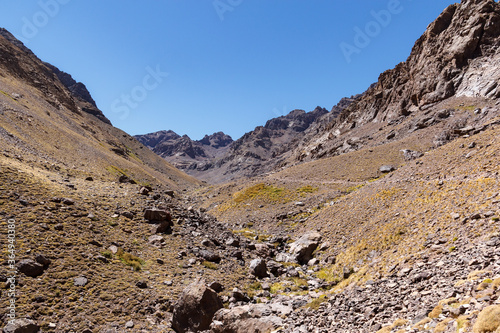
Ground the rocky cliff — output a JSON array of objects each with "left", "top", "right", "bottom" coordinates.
[{"left": 296, "top": 0, "right": 500, "bottom": 162}]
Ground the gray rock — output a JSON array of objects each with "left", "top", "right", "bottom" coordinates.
[
  {"left": 401, "top": 149, "right": 424, "bottom": 161},
  {"left": 211, "top": 304, "right": 283, "bottom": 333},
  {"left": 289, "top": 231, "right": 322, "bottom": 264},
  {"left": 379, "top": 165, "right": 396, "bottom": 173},
  {"left": 172, "top": 278, "right": 223, "bottom": 333},
  {"left": 249, "top": 259, "right": 268, "bottom": 278},
  {"left": 74, "top": 276, "right": 88, "bottom": 287}
]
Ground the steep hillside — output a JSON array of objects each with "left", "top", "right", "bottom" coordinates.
[
  {"left": 295, "top": 0, "right": 500, "bottom": 163},
  {"left": 0, "top": 28, "right": 200, "bottom": 189}
]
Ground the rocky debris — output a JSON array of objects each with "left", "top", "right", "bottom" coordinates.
[
  {"left": 249, "top": 259, "right": 268, "bottom": 278},
  {"left": 16, "top": 259, "right": 45, "bottom": 277},
  {"left": 276, "top": 236, "right": 500, "bottom": 332},
  {"left": 2, "top": 319, "right": 40, "bottom": 333},
  {"left": 172, "top": 279, "right": 223, "bottom": 333},
  {"left": 401, "top": 149, "right": 424, "bottom": 161},
  {"left": 211, "top": 304, "right": 284, "bottom": 333},
  {"left": 288, "top": 231, "right": 322, "bottom": 264}
]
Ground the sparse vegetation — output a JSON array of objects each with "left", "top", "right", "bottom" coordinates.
[
  {"left": 116, "top": 248, "right": 144, "bottom": 271},
  {"left": 473, "top": 305, "right": 500, "bottom": 333},
  {"left": 306, "top": 295, "right": 328, "bottom": 310},
  {"left": 202, "top": 261, "right": 218, "bottom": 270}
]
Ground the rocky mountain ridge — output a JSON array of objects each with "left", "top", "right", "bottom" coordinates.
[
  {"left": 294, "top": 0, "right": 500, "bottom": 163},
  {"left": 136, "top": 97, "right": 359, "bottom": 183}
]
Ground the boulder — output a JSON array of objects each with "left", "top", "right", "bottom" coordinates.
[
  {"left": 144, "top": 208, "right": 171, "bottom": 222},
  {"left": 379, "top": 165, "right": 396, "bottom": 173},
  {"left": 16, "top": 259, "right": 45, "bottom": 277},
  {"left": 172, "top": 279, "right": 223, "bottom": 333},
  {"left": 289, "top": 231, "right": 322, "bottom": 265},
  {"left": 74, "top": 276, "right": 88, "bottom": 287},
  {"left": 211, "top": 304, "right": 283, "bottom": 333},
  {"left": 2, "top": 319, "right": 40, "bottom": 333},
  {"left": 156, "top": 220, "right": 173, "bottom": 234},
  {"left": 198, "top": 249, "right": 221, "bottom": 263},
  {"left": 249, "top": 259, "right": 268, "bottom": 278}
]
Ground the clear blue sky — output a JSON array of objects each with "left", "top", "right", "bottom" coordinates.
[{"left": 1, "top": 0, "right": 457, "bottom": 140}]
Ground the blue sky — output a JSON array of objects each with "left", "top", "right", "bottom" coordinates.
[{"left": 0, "top": 0, "right": 457, "bottom": 140}]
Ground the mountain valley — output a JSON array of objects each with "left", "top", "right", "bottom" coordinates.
[{"left": 1, "top": 1, "right": 500, "bottom": 332}]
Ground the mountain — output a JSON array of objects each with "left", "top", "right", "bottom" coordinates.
[
  {"left": 293, "top": 0, "right": 500, "bottom": 162},
  {"left": 135, "top": 130, "right": 233, "bottom": 180},
  {"left": 1, "top": 0, "right": 500, "bottom": 332},
  {"left": 136, "top": 100, "right": 358, "bottom": 184},
  {"left": 0, "top": 28, "right": 200, "bottom": 189}
]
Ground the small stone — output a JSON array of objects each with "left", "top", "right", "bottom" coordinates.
[
  {"left": 136, "top": 281, "right": 148, "bottom": 289},
  {"left": 109, "top": 245, "right": 118, "bottom": 254},
  {"left": 74, "top": 276, "right": 88, "bottom": 287},
  {"left": 164, "top": 280, "right": 173, "bottom": 286},
  {"left": 121, "top": 211, "right": 134, "bottom": 219},
  {"left": 139, "top": 187, "right": 150, "bottom": 195},
  {"left": 125, "top": 321, "right": 134, "bottom": 329},
  {"left": 35, "top": 254, "right": 51, "bottom": 266},
  {"left": 54, "top": 223, "right": 63, "bottom": 231},
  {"left": 62, "top": 198, "right": 74, "bottom": 205}
]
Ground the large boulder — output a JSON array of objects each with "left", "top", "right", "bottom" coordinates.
[
  {"left": 144, "top": 208, "right": 171, "bottom": 223},
  {"left": 3, "top": 319, "right": 40, "bottom": 333},
  {"left": 249, "top": 259, "right": 268, "bottom": 278},
  {"left": 289, "top": 232, "right": 322, "bottom": 265},
  {"left": 172, "top": 279, "right": 223, "bottom": 333},
  {"left": 211, "top": 304, "right": 284, "bottom": 333},
  {"left": 16, "top": 259, "right": 45, "bottom": 277}
]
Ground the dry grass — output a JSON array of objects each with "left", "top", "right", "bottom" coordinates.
[{"left": 473, "top": 305, "right": 500, "bottom": 333}]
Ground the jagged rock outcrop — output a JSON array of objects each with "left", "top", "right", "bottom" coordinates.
[
  {"left": 134, "top": 130, "right": 233, "bottom": 175},
  {"left": 294, "top": 0, "right": 500, "bottom": 162},
  {"left": 0, "top": 28, "right": 110, "bottom": 125},
  {"left": 336, "top": 0, "right": 500, "bottom": 129},
  {"left": 136, "top": 106, "right": 353, "bottom": 183}
]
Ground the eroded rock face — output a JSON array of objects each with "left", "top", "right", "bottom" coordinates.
[
  {"left": 171, "top": 279, "right": 223, "bottom": 333},
  {"left": 336, "top": 0, "right": 500, "bottom": 128}
]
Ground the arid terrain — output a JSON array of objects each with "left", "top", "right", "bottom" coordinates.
[{"left": 1, "top": 0, "right": 500, "bottom": 332}]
